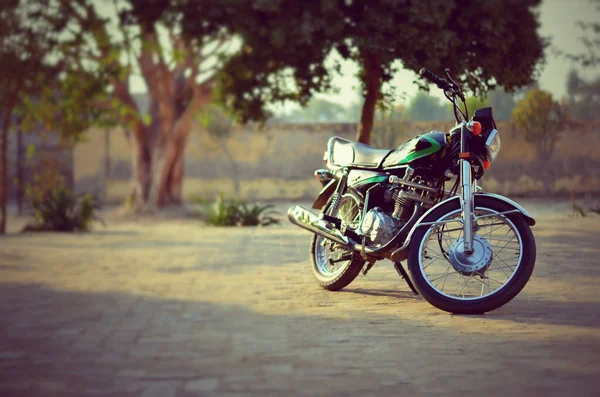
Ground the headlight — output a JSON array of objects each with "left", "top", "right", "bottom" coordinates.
[{"left": 485, "top": 129, "right": 501, "bottom": 162}]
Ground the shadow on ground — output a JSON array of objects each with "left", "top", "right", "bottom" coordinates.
[{"left": 0, "top": 281, "right": 598, "bottom": 396}]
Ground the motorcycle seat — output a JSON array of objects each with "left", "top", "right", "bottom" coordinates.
[{"left": 328, "top": 136, "right": 392, "bottom": 169}]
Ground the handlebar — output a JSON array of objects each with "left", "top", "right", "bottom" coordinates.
[
  {"left": 419, "top": 68, "right": 454, "bottom": 92},
  {"left": 419, "top": 67, "right": 467, "bottom": 122}
]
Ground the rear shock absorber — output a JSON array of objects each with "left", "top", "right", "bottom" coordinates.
[{"left": 325, "top": 168, "right": 349, "bottom": 217}]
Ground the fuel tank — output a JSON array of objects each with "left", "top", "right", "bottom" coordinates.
[{"left": 382, "top": 131, "right": 449, "bottom": 169}]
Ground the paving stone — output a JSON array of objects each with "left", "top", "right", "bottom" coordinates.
[
  {"left": 0, "top": 351, "right": 26, "bottom": 359},
  {"left": 263, "top": 363, "right": 293, "bottom": 375},
  {"left": 140, "top": 382, "right": 178, "bottom": 397},
  {"left": 117, "top": 368, "right": 146, "bottom": 377},
  {"left": 184, "top": 377, "right": 220, "bottom": 392}
]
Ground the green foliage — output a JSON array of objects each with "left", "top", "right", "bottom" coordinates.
[
  {"left": 193, "top": 0, "right": 546, "bottom": 124},
  {"left": 445, "top": 96, "right": 490, "bottom": 119},
  {"left": 560, "top": 0, "right": 600, "bottom": 68},
  {"left": 198, "top": 104, "right": 234, "bottom": 140},
  {"left": 406, "top": 92, "right": 449, "bottom": 122},
  {"left": 566, "top": 69, "right": 600, "bottom": 121},
  {"left": 487, "top": 89, "right": 516, "bottom": 121},
  {"left": 236, "top": 203, "right": 280, "bottom": 227},
  {"left": 465, "top": 97, "right": 490, "bottom": 114},
  {"left": 196, "top": 194, "right": 280, "bottom": 227},
  {"left": 275, "top": 97, "right": 361, "bottom": 123},
  {"left": 512, "top": 88, "right": 568, "bottom": 161},
  {"left": 371, "top": 105, "right": 410, "bottom": 148},
  {"left": 24, "top": 188, "right": 103, "bottom": 232}
]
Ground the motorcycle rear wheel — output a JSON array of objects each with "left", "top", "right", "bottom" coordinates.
[{"left": 310, "top": 193, "right": 365, "bottom": 291}]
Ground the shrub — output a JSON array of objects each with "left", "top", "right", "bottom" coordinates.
[
  {"left": 196, "top": 194, "right": 280, "bottom": 227},
  {"left": 236, "top": 202, "right": 280, "bottom": 226},
  {"left": 23, "top": 187, "right": 103, "bottom": 232}
]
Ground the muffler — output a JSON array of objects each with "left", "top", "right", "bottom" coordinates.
[
  {"left": 288, "top": 203, "right": 423, "bottom": 260},
  {"left": 287, "top": 205, "right": 353, "bottom": 247}
]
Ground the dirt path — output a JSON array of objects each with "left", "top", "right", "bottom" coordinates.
[{"left": 0, "top": 203, "right": 599, "bottom": 396}]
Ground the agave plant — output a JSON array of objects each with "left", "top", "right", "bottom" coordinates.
[
  {"left": 237, "top": 203, "right": 281, "bottom": 226},
  {"left": 196, "top": 193, "right": 240, "bottom": 226},
  {"left": 24, "top": 188, "right": 103, "bottom": 232},
  {"left": 196, "top": 194, "right": 280, "bottom": 227}
]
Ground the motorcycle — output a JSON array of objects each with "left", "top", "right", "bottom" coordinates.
[{"left": 288, "top": 68, "right": 536, "bottom": 314}]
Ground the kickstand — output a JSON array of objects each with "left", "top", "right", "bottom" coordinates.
[{"left": 393, "top": 262, "right": 419, "bottom": 295}]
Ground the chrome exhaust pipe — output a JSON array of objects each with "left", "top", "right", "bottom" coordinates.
[{"left": 287, "top": 205, "right": 352, "bottom": 247}]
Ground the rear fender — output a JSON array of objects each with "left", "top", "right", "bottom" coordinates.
[{"left": 312, "top": 179, "right": 337, "bottom": 210}]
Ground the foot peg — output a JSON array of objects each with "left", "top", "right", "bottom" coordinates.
[
  {"left": 393, "top": 262, "right": 419, "bottom": 295},
  {"left": 319, "top": 214, "right": 342, "bottom": 229}
]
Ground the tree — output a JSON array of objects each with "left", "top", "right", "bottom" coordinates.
[
  {"left": 566, "top": 69, "right": 600, "bottom": 120},
  {"left": 54, "top": 0, "right": 235, "bottom": 211},
  {"left": 198, "top": 105, "right": 240, "bottom": 196},
  {"left": 371, "top": 105, "right": 410, "bottom": 149},
  {"left": 512, "top": 88, "right": 568, "bottom": 191},
  {"left": 197, "top": 0, "right": 546, "bottom": 145},
  {"left": 0, "top": 0, "right": 72, "bottom": 234},
  {"left": 487, "top": 89, "right": 516, "bottom": 121},
  {"left": 446, "top": 96, "right": 490, "bottom": 118},
  {"left": 406, "top": 92, "right": 448, "bottom": 122},
  {"left": 561, "top": 0, "right": 600, "bottom": 68}
]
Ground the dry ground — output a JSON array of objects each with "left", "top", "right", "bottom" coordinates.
[{"left": 0, "top": 200, "right": 599, "bottom": 396}]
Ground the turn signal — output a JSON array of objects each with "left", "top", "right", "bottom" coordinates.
[
  {"left": 468, "top": 121, "right": 482, "bottom": 136},
  {"left": 483, "top": 160, "right": 491, "bottom": 170}
]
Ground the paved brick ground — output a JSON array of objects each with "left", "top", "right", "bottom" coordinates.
[{"left": 0, "top": 203, "right": 599, "bottom": 396}]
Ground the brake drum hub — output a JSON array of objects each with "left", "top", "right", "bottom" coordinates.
[{"left": 448, "top": 235, "right": 493, "bottom": 274}]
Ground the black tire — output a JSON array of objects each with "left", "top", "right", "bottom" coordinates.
[
  {"left": 407, "top": 196, "right": 536, "bottom": 314},
  {"left": 309, "top": 193, "right": 365, "bottom": 291},
  {"left": 310, "top": 234, "right": 365, "bottom": 291}
]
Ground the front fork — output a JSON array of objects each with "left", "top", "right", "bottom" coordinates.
[
  {"left": 460, "top": 158, "right": 475, "bottom": 254},
  {"left": 459, "top": 123, "right": 475, "bottom": 255}
]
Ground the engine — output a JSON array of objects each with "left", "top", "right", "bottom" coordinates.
[
  {"left": 359, "top": 169, "right": 440, "bottom": 246},
  {"left": 359, "top": 208, "right": 398, "bottom": 246}
]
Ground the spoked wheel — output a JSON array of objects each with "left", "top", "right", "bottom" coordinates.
[
  {"left": 310, "top": 193, "right": 365, "bottom": 291},
  {"left": 407, "top": 197, "right": 536, "bottom": 314}
]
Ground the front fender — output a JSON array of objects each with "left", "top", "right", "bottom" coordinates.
[
  {"left": 408, "top": 193, "right": 535, "bottom": 239},
  {"left": 390, "top": 193, "right": 536, "bottom": 262}
]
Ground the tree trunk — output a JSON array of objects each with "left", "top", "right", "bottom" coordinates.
[
  {"left": 0, "top": 116, "right": 10, "bottom": 234},
  {"left": 130, "top": 130, "right": 153, "bottom": 210},
  {"left": 156, "top": 136, "right": 186, "bottom": 206},
  {"left": 167, "top": 143, "right": 185, "bottom": 204},
  {"left": 356, "top": 52, "right": 383, "bottom": 145},
  {"left": 0, "top": 95, "right": 16, "bottom": 234}
]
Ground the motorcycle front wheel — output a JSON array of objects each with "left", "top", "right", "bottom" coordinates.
[
  {"left": 310, "top": 193, "right": 365, "bottom": 291},
  {"left": 407, "top": 196, "right": 536, "bottom": 314}
]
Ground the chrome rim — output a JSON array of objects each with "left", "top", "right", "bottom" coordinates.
[
  {"left": 418, "top": 207, "right": 523, "bottom": 300},
  {"left": 314, "top": 195, "right": 361, "bottom": 277}
]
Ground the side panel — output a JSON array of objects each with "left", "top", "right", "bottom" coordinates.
[{"left": 347, "top": 170, "right": 388, "bottom": 189}]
